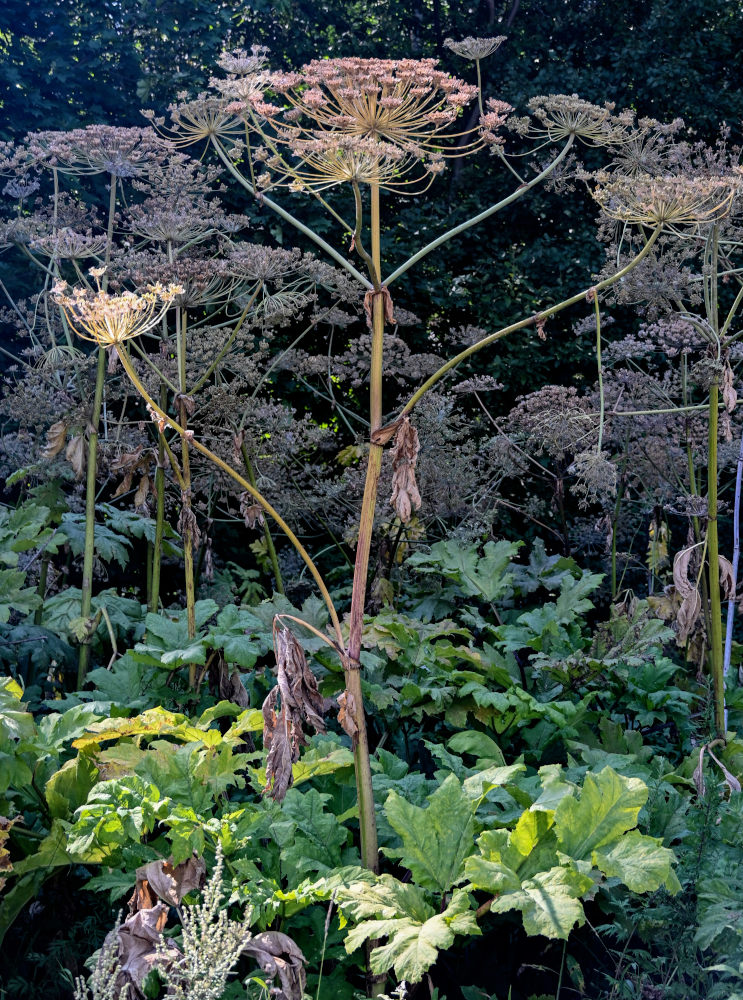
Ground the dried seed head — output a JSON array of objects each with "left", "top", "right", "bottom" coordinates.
[
  {"left": 444, "top": 36, "right": 507, "bottom": 61},
  {"left": 593, "top": 173, "right": 739, "bottom": 227}
]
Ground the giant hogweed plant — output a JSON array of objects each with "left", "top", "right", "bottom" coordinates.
[{"left": 39, "top": 43, "right": 704, "bottom": 893}]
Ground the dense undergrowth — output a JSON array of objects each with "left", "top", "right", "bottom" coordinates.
[{"left": 2, "top": 523, "right": 743, "bottom": 999}]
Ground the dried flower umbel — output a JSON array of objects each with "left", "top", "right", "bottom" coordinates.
[
  {"left": 53, "top": 273, "right": 183, "bottom": 346},
  {"left": 201, "top": 56, "right": 487, "bottom": 193},
  {"left": 594, "top": 173, "right": 739, "bottom": 227},
  {"left": 444, "top": 36, "right": 507, "bottom": 61}
]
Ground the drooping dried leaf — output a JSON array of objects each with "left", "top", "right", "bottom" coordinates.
[
  {"left": 103, "top": 903, "right": 182, "bottom": 999},
  {"left": 719, "top": 555, "right": 736, "bottom": 602},
  {"left": 389, "top": 415, "right": 421, "bottom": 523},
  {"left": 337, "top": 689, "right": 359, "bottom": 748},
  {"left": 708, "top": 748, "right": 742, "bottom": 795},
  {"left": 243, "top": 931, "right": 307, "bottom": 1000},
  {"left": 676, "top": 587, "right": 702, "bottom": 642},
  {"left": 672, "top": 545, "right": 696, "bottom": 598},
  {"left": 275, "top": 627, "right": 326, "bottom": 734},
  {"left": 133, "top": 475, "right": 150, "bottom": 509},
  {"left": 240, "top": 493, "right": 265, "bottom": 529},
  {"left": 363, "top": 285, "right": 396, "bottom": 329},
  {"left": 40, "top": 420, "right": 68, "bottom": 459},
  {"left": 65, "top": 434, "right": 86, "bottom": 480},
  {"left": 723, "top": 363, "right": 738, "bottom": 413},
  {"left": 264, "top": 716, "right": 294, "bottom": 802},
  {"left": 263, "top": 629, "right": 327, "bottom": 801},
  {"left": 132, "top": 856, "right": 207, "bottom": 912},
  {"left": 212, "top": 656, "right": 250, "bottom": 709}
]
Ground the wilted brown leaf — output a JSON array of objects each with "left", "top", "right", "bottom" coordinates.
[
  {"left": 131, "top": 855, "right": 207, "bottom": 912},
  {"left": 389, "top": 415, "right": 421, "bottom": 523},
  {"left": 672, "top": 545, "right": 696, "bottom": 598},
  {"left": 708, "top": 747, "right": 742, "bottom": 796},
  {"left": 103, "top": 903, "right": 182, "bottom": 999},
  {"left": 677, "top": 587, "right": 702, "bottom": 642},
  {"left": 211, "top": 655, "right": 250, "bottom": 709},
  {"left": 275, "top": 627, "right": 325, "bottom": 734},
  {"left": 719, "top": 555, "right": 736, "bottom": 602},
  {"left": 178, "top": 500, "right": 202, "bottom": 549},
  {"left": 65, "top": 434, "right": 86, "bottom": 480},
  {"left": 243, "top": 931, "right": 307, "bottom": 1000},
  {"left": 40, "top": 420, "right": 67, "bottom": 459},
  {"left": 240, "top": 493, "right": 265, "bottom": 529},
  {"left": 133, "top": 475, "right": 150, "bottom": 509},
  {"left": 337, "top": 689, "right": 359, "bottom": 748},
  {"left": 723, "top": 363, "right": 738, "bottom": 413},
  {"left": 693, "top": 745, "right": 706, "bottom": 797},
  {"left": 262, "top": 628, "right": 327, "bottom": 801}
]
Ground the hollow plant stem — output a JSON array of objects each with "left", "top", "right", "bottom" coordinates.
[
  {"left": 707, "top": 225, "right": 725, "bottom": 737},
  {"left": 77, "top": 344, "right": 106, "bottom": 687},
  {"left": 149, "top": 384, "right": 168, "bottom": 614},
  {"left": 707, "top": 379, "right": 725, "bottom": 736},
  {"left": 346, "top": 180, "right": 382, "bottom": 878},
  {"left": 723, "top": 426, "right": 743, "bottom": 730},
  {"left": 77, "top": 175, "right": 118, "bottom": 686}
]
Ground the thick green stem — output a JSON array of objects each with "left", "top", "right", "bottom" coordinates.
[
  {"left": 347, "top": 181, "right": 383, "bottom": 878},
  {"left": 176, "top": 304, "right": 197, "bottom": 688},
  {"left": 707, "top": 380, "right": 725, "bottom": 737},
  {"left": 241, "top": 443, "right": 285, "bottom": 595},
  {"left": 78, "top": 175, "right": 118, "bottom": 686},
  {"left": 77, "top": 346, "right": 106, "bottom": 687},
  {"left": 707, "top": 225, "right": 725, "bottom": 737},
  {"left": 149, "top": 384, "right": 168, "bottom": 614}
]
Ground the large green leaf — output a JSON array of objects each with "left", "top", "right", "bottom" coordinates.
[
  {"left": 490, "top": 866, "right": 594, "bottom": 939},
  {"left": 342, "top": 878, "right": 479, "bottom": 983},
  {"left": 554, "top": 767, "right": 648, "bottom": 858},
  {"left": 383, "top": 773, "right": 475, "bottom": 892},
  {"left": 592, "top": 829, "right": 679, "bottom": 893}
]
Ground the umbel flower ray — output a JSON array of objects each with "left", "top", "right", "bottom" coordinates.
[{"left": 53, "top": 269, "right": 183, "bottom": 346}]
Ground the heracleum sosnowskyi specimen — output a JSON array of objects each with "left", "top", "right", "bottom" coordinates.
[{"left": 143, "top": 43, "right": 685, "bottom": 910}]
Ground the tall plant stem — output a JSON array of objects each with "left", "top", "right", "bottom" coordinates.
[
  {"left": 723, "top": 426, "right": 743, "bottom": 730},
  {"left": 149, "top": 384, "right": 168, "bottom": 614},
  {"left": 240, "top": 443, "right": 285, "bottom": 595},
  {"left": 346, "top": 181, "right": 382, "bottom": 878},
  {"left": 707, "top": 379, "right": 725, "bottom": 736},
  {"left": 116, "top": 347, "right": 343, "bottom": 648},
  {"left": 77, "top": 345, "right": 106, "bottom": 687},
  {"left": 706, "top": 225, "right": 725, "bottom": 737},
  {"left": 78, "top": 174, "right": 118, "bottom": 686},
  {"left": 175, "top": 305, "right": 197, "bottom": 688}
]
